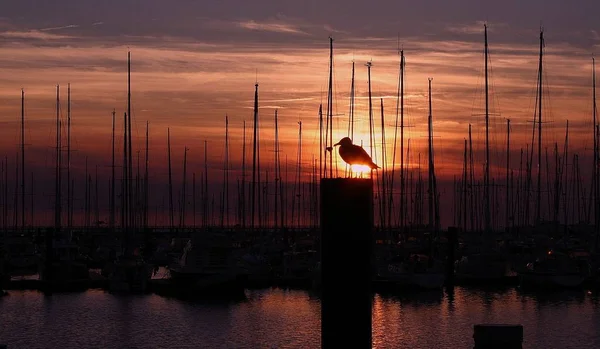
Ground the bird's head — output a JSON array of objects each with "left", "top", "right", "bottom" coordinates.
[{"left": 334, "top": 137, "right": 352, "bottom": 147}]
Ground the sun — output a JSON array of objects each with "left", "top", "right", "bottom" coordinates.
[{"left": 349, "top": 164, "right": 372, "bottom": 177}]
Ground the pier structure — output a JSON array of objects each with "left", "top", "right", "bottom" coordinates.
[{"left": 320, "top": 178, "right": 373, "bottom": 349}]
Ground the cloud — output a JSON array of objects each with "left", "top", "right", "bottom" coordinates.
[
  {"left": 92, "top": 22, "right": 104, "bottom": 26},
  {"left": 324, "top": 24, "right": 348, "bottom": 35},
  {"left": 445, "top": 21, "right": 505, "bottom": 35},
  {"left": 0, "top": 30, "right": 72, "bottom": 40},
  {"left": 236, "top": 20, "right": 308, "bottom": 35},
  {"left": 40, "top": 24, "right": 79, "bottom": 31}
]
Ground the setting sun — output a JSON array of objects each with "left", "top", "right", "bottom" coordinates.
[{"left": 350, "top": 164, "right": 373, "bottom": 177}]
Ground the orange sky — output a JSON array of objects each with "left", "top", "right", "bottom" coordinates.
[{"left": 0, "top": 10, "right": 598, "bottom": 226}]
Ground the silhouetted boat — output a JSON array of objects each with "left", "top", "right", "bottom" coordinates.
[
  {"left": 4, "top": 234, "right": 39, "bottom": 275},
  {"left": 519, "top": 251, "right": 586, "bottom": 289},
  {"left": 106, "top": 254, "right": 151, "bottom": 293},
  {"left": 455, "top": 252, "right": 509, "bottom": 284},
  {"left": 279, "top": 249, "right": 318, "bottom": 288},
  {"left": 167, "top": 233, "right": 244, "bottom": 296},
  {"left": 376, "top": 253, "right": 445, "bottom": 290},
  {"left": 39, "top": 235, "right": 90, "bottom": 291}
]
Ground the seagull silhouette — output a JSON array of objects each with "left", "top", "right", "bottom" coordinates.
[{"left": 334, "top": 137, "right": 380, "bottom": 170}]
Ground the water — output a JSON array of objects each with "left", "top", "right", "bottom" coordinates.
[{"left": 1, "top": 287, "right": 599, "bottom": 348}]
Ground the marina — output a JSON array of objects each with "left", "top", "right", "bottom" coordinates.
[{"left": 0, "top": 3, "right": 600, "bottom": 346}]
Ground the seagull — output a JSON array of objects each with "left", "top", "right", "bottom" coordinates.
[{"left": 333, "top": 137, "right": 380, "bottom": 170}]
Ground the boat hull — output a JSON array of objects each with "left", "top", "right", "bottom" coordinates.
[
  {"left": 164, "top": 268, "right": 245, "bottom": 297},
  {"left": 519, "top": 272, "right": 585, "bottom": 289}
]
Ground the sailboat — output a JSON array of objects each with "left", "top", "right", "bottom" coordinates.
[
  {"left": 167, "top": 232, "right": 245, "bottom": 296},
  {"left": 105, "top": 51, "right": 152, "bottom": 293},
  {"left": 455, "top": 24, "right": 510, "bottom": 284},
  {"left": 376, "top": 77, "right": 445, "bottom": 290},
  {"left": 39, "top": 84, "right": 91, "bottom": 291},
  {"left": 516, "top": 30, "right": 587, "bottom": 289},
  {"left": 4, "top": 91, "right": 39, "bottom": 276}
]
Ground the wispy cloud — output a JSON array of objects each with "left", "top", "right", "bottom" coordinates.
[
  {"left": 0, "top": 30, "right": 72, "bottom": 40},
  {"left": 40, "top": 24, "right": 79, "bottom": 31},
  {"left": 324, "top": 24, "right": 348, "bottom": 35},
  {"left": 237, "top": 20, "right": 308, "bottom": 35},
  {"left": 92, "top": 22, "right": 104, "bottom": 26},
  {"left": 446, "top": 21, "right": 491, "bottom": 35}
]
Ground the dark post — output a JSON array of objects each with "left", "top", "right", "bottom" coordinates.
[
  {"left": 473, "top": 324, "right": 523, "bottom": 349},
  {"left": 321, "top": 178, "right": 373, "bottom": 349}
]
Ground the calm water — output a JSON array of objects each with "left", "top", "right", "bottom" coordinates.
[{"left": 1, "top": 287, "right": 599, "bottom": 349}]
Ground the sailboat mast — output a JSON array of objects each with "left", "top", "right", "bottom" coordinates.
[
  {"left": 144, "top": 120, "right": 149, "bottom": 229},
  {"left": 428, "top": 78, "right": 434, "bottom": 230},
  {"left": 193, "top": 173, "right": 196, "bottom": 228},
  {"left": 30, "top": 172, "right": 33, "bottom": 227},
  {"left": 367, "top": 61, "right": 374, "bottom": 160},
  {"left": 506, "top": 118, "right": 511, "bottom": 230},
  {"left": 327, "top": 37, "right": 334, "bottom": 178},
  {"left": 484, "top": 24, "right": 491, "bottom": 233},
  {"left": 224, "top": 115, "right": 229, "bottom": 226},
  {"left": 66, "top": 84, "right": 71, "bottom": 229},
  {"left": 391, "top": 47, "right": 402, "bottom": 228},
  {"left": 563, "top": 121, "right": 569, "bottom": 230},
  {"left": 536, "top": 29, "right": 544, "bottom": 224},
  {"left": 85, "top": 157, "right": 89, "bottom": 228},
  {"left": 346, "top": 62, "right": 355, "bottom": 178},
  {"left": 274, "top": 110, "right": 279, "bottom": 229},
  {"left": 127, "top": 51, "right": 133, "bottom": 233},
  {"left": 380, "top": 99, "right": 387, "bottom": 230},
  {"left": 55, "top": 85, "right": 61, "bottom": 231},
  {"left": 319, "top": 104, "right": 323, "bottom": 178},
  {"left": 3, "top": 157, "right": 6, "bottom": 230},
  {"left": 95, "top": 166, "right": 99, "bottom": 226},
  {"left": 167, "top": 128, "right": 173, "bottom": 230},
  {"left": 594, "top": 56, "right": 599, "bottom": 248},
  {"left": 469, "top": 124, "right": 474, "bottom": 231},
  {"left": 297, "top": 121, "right": 302, "bottom": 227},
  {"left": 20, "top": 89, "right": 25, "bottom": 231},
  {"left": 204, "top": 140, "right": 208, "bottom": 228},
  {"left": 400, "top": 50, "right": 405, "bottom": 230},
  {"left": 251, "top": 83, "right": 259, "bottom": 230},
  {"left": 182, "top": 146, "right": 188, "bottom": 227},
  {"left": 241, "top": 121, "right": 246, "bottom": 229},
  {"left": 463, "top": 139, "right": 468, "bottom": 231},
  {"left": 593, "top": 57, "right": 598, "bottom": 236},
  {"left": 111, "top": 110, "right": 116, "bottom": 230},
  {"left": 349, "top": 62, "right": 355, "bottom": 140},
  {"left": 122, "top": 112, "right": 127, "bottom": 231}
]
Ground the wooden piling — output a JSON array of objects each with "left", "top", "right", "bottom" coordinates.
[
  {"left": 473, "top": 324, "right": 523, "bottom": 349},
  {"left": 320, "top": 178, "right": 373, "bottom": 349}
]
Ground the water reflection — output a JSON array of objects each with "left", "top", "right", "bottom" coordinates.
[{"left": 0, "top": 287, "right": 599, "bottom": 348}]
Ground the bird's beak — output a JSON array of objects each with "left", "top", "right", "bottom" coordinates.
[{"left": 333, "top": 142, "right": 340, "bottom": 146}]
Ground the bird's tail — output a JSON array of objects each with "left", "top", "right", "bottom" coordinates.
[{"left": 369, "top": 161, "right": 380, "bottom": 170}]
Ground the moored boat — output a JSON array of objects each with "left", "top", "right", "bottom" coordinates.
[{"left": 519, "top": 251, "right": 586, "bottom": 289}]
